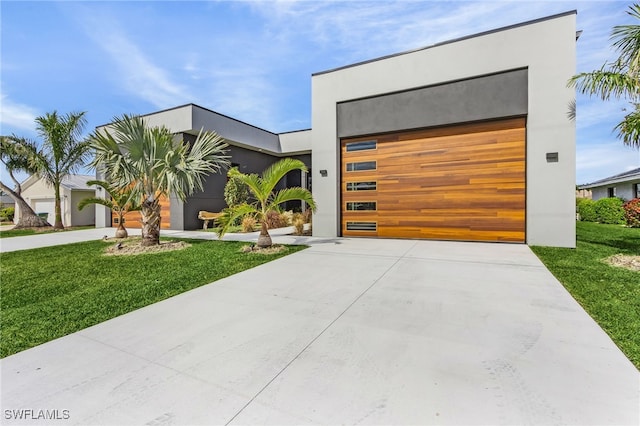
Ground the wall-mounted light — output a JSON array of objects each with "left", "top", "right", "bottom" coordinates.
[
  {"left": 319, "top": 169, "right": 328, "bottom": 177},
  {"left": 546, "top": 152, "right": 559, "bottom": 163}
]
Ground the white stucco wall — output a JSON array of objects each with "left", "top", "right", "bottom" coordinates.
[{"left": 311, "top": 12, "right": 577, "bottom": 247}]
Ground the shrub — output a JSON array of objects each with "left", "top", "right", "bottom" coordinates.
[
  {"left": 224, "top": 167, "right": 250, "bottom": 208},
  {"left": 0, "top": 207, "right": 15, "bottom": 222},
  {"left": 302, "top": 208, "right": 313, "bottom": 224},
  {"left": 292, "top": 213, "right": 305, "bottom": 235},
  {"left": 280, "top": 210, "right": 294, "bottom": 226},
  {"left": 623, "top": 198, "right": 640, "bottom": 227},
  {"left": 241, "top": 215, "right": 256, "bottom": 233},
  {"left": 594, "top": 197, "right": 625, "bottom": 224},
  {"left": 577, "top": 198, "right": 597, "bottom": 222},
  {"left": 265, "top": 211, "right": 287, "bottom": 229}
]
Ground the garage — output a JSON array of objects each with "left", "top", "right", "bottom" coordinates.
[
  {"left": 341, "top": 118, "right": 526, "bottom": 242},
  {"left": 33, "top": 199, "right": 55, "bottom": 224}
]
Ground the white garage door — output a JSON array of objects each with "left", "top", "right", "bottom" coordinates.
[{"left": 34, "top": 200, "right": 55, "bottom": 224}]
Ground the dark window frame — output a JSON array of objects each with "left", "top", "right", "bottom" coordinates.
[
  {"left": 346, "top": 161, "right": 377, "bottom": 172},
  {"left": 346, "top": 221, "right": 377, "bottom": 231},
  {"left": 346, "top": 201, "right": 377, "bottom": 211},
  {"left": 346, "top": 181, "right": 377, "bottom": 191},
  {"left": 345, "top": 140, "right": 377, "bottom": 152}
]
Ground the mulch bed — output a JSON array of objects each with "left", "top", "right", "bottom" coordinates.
[
  {"left": 603, "top": 254, "right": 640, "bottom": 272},
  {"left": 103, "top": 237, "right": 190, "bottom": 256}
]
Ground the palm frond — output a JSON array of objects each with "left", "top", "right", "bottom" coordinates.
[
  {"left": 269, "top": 187, "right": 317, "bottom": 212},
  {"left": 614, "top": 105, "right": 640, "bottom": 149},
  {"left": 611, "top": 4, "right": 640, "bottom": 77},
  {"left": 567, "top": 99, "right": 576, "bottom": 121},
  {"left": 260, "top": 158, "right": 308, "bottom": 196},
  {"left": 77, "top": 197, "right": 115, "bottom": 211},
  {"left": 568, "top": 69, "right": 637, "bottom": 101},
  {"left": 216, "top": 204, "right": 259, "bottom": 238}
]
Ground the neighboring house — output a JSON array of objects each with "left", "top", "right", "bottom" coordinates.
[
  {"left": 578, "top": 167, "right": 640, "bottom": 201},
  {"left": 97, "top": 11, "right": 576, "bottom": 248},
  {"left": 15, "top": 174, "right": 96, "bottom": 227},
  {"left": 0, "top": 192, "right": 15, "bottom": 208}
]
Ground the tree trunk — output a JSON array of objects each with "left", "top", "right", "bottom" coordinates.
[
  {"left": 257, "top": 221, "right": 272, "bottom": 248},
  {"left": 115, "top": 222, "right": 128, "bottom": 238},
  {"left": 53, "top": 181, "right": 64, "bottom": 230},
  {"left": 0, "top": 181, "right": 50, "bottom": 228},
  {"left": 140, "top": 200, "right": 161, "bottom": 246}
]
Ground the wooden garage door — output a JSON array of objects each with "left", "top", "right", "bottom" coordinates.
[
  {"left": 112, "top": 194, "right": 171, "bottom": 229},
  {"left": 341, "top": 118, "right": 525, "bottom": 242}
]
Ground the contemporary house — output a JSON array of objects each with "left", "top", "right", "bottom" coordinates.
[
  {"left": 97, "top": 11, "right": 577, "bottom": 248},
  {"left": 14, "top": 174, "right": 96, "bottom": 227},
  {"left": 578, "top": 167, "right": 640, "bottom": 201},
  {"left": 95, "top": 105, "right": 312, "bottom": 230}
]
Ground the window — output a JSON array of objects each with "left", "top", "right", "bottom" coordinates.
[
  {"left": 346, "top": 202, "right": 376, "bottom": 211},
  {"left": 346, "top": 161, "right": 376, "bottom": 172},
  {"left": 345, "top": 140, "right": 376, "bottom": 152},
  {"left": 634, "top": 183, "right": 640, "bottom": 198},
  {"left": 346, "top": 222, "right": 377, "bottom": 231},
  {"left": 346, "top": 182, "right": 376, "bottom": 191},
  {"left": 607, "top": 187, "right": 616, "bottom": 197}
]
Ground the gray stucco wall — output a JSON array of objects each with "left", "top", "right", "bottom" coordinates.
[
  {"left": 181, "top": 136, "right": 312, "bottom": 230},
  {"left": 71, "top": 190, "right": 96, "bottom": 226},
  {"left": 311, "top": 11, "right": 577, "bottom": 248},
  {"left": 337, "top": 69, "right": 527, "bottom": 138}
]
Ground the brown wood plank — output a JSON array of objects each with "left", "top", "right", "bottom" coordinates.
[{"left": 341, "top": 118, "right": 525, "bottom": 242}]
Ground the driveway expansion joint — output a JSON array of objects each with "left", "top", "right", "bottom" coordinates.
[{"left": 224, "top": 240, "right": 419, "bottom": 425}]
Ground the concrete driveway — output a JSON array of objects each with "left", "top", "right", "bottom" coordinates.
[{"left": 1, "top": 234, "right": 638, "bottom": 425}]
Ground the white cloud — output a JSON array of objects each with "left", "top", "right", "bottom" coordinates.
[
  {"left": 73, "top": 9, "right": 191, "bottom": 109},
  {"left": 576, "top": 97, "right": 627, "bottom": 130},
  {"left": 577, "top": 140, "right": 640, "bottom": 184},
  {"left": 0, "top": 94, "right": 38, "bottom": 133}
]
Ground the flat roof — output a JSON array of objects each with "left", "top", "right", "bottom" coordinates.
[{"left": 313, "top": 10, "right": 577, "bottom": 76}]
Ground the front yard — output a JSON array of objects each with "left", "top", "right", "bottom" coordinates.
[
  {"left": 531, "top": 222, "right": 640, "bottom": 370},
  {"left": 0, "top": 238, "right": 305, "bottom": 358}
]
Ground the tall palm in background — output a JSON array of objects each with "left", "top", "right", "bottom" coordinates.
[
  {"left": 78, "top": 180, "right": 142, "bottom": 238},
  {"left": 31, "top": 111, "right": 91, "bottom": 229},
  {"left": 569, "top": 3, "right": 640, "bottom": 148},
  {"left": 89, "top": 114, "right": 229, "bottom": 246},
  {"left": 217, "top": 158, "right": 316, "bottom": 248}
]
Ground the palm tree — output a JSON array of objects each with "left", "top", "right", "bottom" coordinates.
[
  {"left": 0, "top": 136, "right": 50, "bottom": 228},
  {"left": 78, "top": 180, "right": 142, "bottom": 238},
  {"left": 89, "top": 114, "right": 229, "bottom": 246},
  {"left": 216, "top": 158, "right": 316, "bottom": 248},
  {"left": 29, "top": 111, "right": 91, "bottom": 229},
  {"left": 569, "top": 3, "right": 640, "bottom": 148}
]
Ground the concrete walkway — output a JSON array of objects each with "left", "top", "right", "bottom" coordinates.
[{"left": 1, "top": 230, "right": 638, "bottom": 425}]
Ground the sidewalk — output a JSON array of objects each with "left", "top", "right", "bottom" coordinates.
[{"left": 0, "top": 226, "right": 325, "bottom": 253}]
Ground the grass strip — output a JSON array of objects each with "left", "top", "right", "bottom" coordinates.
[{"left": 531, "top": 222, "right": 640, "bottom": 370}]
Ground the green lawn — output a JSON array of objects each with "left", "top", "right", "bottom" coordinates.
[
  {"left": 0, "top": 226, "right": 94, "bottom": 238},
  {"left": 0, "top": 239, "right": 306, "bottom": 358},
  {"left": 531, "top": 222, "right": 640, "bottom": 370}
]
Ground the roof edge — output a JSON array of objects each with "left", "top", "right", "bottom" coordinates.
[{"left": 313, "top": 10, "right": 577, "bottom": 77}]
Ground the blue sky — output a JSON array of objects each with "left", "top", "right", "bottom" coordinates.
[{"left": 1, "top": 0, "right": 639, "bottom": 185}]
